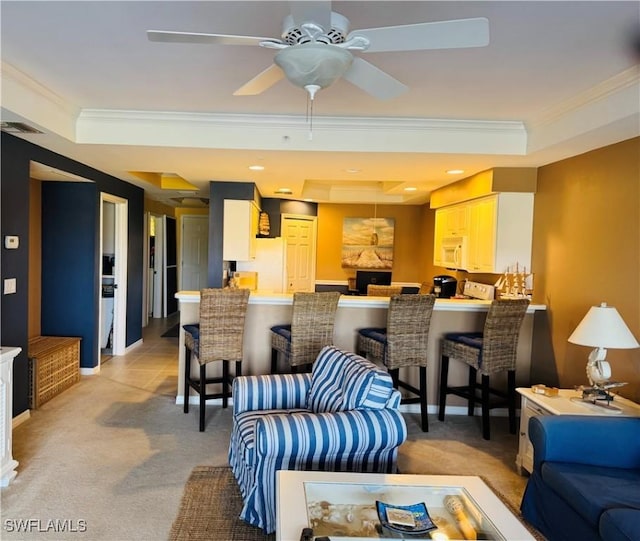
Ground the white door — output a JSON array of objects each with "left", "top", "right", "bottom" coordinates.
[
  {"left": 99, "top": 193, "right": 128, "bottom": 359},
  {"left": 181, "top": 215, "right": 208, "bottom": 290},
  {"left": 282, "top": 215, "right": 317, "bottom": 292}
]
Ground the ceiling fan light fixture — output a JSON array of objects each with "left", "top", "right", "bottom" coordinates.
[{"left": 274, "top": 43, "right": 353, "bottom": 91}]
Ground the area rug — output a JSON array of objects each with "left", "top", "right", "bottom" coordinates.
[
  {"left": 169, "top": 466, "right": 274, "bottom": 541},
  {"left": 169, "top": 466, "right": 543, "bottom": 541},
  {"left": 161, "top": 324, "right": 180, "bottom": 338}
]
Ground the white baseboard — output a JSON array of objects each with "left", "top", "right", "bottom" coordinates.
[
  {"left": 125, "top": 339, "right": 143, "bottom": 354},
  {"left": 80, "top": 366, "right": 100, "bottom": 375},
  {"left": 399, "top": 403, "right": 520, "bottom": 417},
  {"left": 12, "top": 409, "right": 31, "bottom": 428}
]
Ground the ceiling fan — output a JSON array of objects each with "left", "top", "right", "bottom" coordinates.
[{"left": 147, "top": 1, "right": 489, "bottom": 101}]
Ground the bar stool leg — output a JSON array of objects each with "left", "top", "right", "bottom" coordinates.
[
  {"left": 222, "top": 361, "right": 229, "bottom": 409},
  {"left": 481, "top": 374, "right": 490, "bottom": 440},
  {"left": 438, "top": 355, "right": 449, "bottom": 421},
  {"left": 508, "top": 370, "right": 517, "bottom": 434},
  {"left": 199, "top": 363, "right": 206, "bottom": 432},
  {"left": 184, "top": 346, "right": 191, "bottom": 414},
  {"left": 467, "top": 366, "right": 477, "bottom": 416},
  {"left": 419, "top": 366, "right": 428, "bottom": 432},
  {"left": 389, "top": 368, "right": 400, "bottom": 389}
]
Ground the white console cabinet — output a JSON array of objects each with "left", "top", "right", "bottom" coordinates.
[
  {"left": 1, "top": 346, "right": 21, "bottom": 487},
  {"left": 516, "top": 387, "right": 640, "bottom": 475}
]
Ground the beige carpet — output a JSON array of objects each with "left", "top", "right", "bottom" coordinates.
[
  {"left": 169, "top": 466, "right": 543, "bottom": 541},
  {"left": 2, "top": 318, "right": 537, "bottom": 541}
]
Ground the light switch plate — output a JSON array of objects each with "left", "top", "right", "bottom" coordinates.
[
  {"left": 4, "top": 236, "right": 19, "bottom": 249},
  {"left": 4, "top": 278, "right": 16, "bottom": 294}
]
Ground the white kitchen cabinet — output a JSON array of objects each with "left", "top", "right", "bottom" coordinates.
[
  {"left": 438, "top": 204, "right": 469, "bottom": 237},
  {"left": 433, "top": 203, "right": 469, "bottom": 266},
  {"left": 223, "top": 199, "right": 259, "bottom": 261},
  {"left": 466, "top": 193, "right": 534, "bottom": 273}
]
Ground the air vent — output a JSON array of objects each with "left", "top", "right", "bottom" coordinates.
[{"left": 1, "top": 122, "right": 43, "bottom": 134}]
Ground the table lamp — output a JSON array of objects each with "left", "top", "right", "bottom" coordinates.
[{"left": 568, "top": 302, "right": 639, "bottom": 409}]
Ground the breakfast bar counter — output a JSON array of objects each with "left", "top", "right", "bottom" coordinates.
[{"left": 175, "top": 291, "right": 546, "bottom": 412}]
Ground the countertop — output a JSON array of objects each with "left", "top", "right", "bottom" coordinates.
[{"left": 175, "top": 291, "right": 546, "bottom": 312}]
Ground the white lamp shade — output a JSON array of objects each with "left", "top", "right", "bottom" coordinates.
[
  {"left": 275, "top": 43, "right": 353, "bottom": 90},
  {"left": 568, "top": 303, "right": 640, "bottom": 349}
]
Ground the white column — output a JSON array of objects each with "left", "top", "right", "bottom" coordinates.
[{"left": 1, "top": 346, "right": 21, "bottom": 487}]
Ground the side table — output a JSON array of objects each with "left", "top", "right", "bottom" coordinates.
[{"left": 516, "top": 387, "right": 640, "bottom": 475}]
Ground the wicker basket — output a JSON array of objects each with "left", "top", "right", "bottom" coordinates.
[{"left": 28, "top": 336, "right": 81, "bottom": 409}]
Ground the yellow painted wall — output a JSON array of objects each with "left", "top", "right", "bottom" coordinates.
[
  {"left": 532, "top": 137, "right": 640, "bottom": 400},
  {"left": 29, "top": 178, "right": 42, "bottom": 339},
  {"left": 144, "top": 198, "right": 175, "bottom": 217},
  {"left": 316, "top": 203, "right": 427, "bottom": 283}
]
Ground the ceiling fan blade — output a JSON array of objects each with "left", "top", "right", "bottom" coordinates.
[
  {"left": 147, "top": 30, "right": 279, "bottom": 47},
  {"left": 233, "top": 64, "right": 285, "bottom": 96},
  {"left": 289, "top": 1, "right": 332, "bottom": 31},
  {"left": 349, "top": 17, "right": 490, "bottom": 53},
  {"left": 342, "top": 57, "right": 408, "bottom": 100}
]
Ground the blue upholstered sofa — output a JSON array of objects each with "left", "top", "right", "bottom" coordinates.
[
  {"left": 228, "top": 346, "right": 407, "bottom": 533},
  {"left": 521, "top": 415, "right": 640, "bottom": 541}
]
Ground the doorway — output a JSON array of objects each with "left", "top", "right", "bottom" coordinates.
[
  {"left": 181, "top": 215, "right": 209, "bottom": 290},
  {"left": 282, "top": 214, "right": 317, "bottom": 292},
  {"left": 99, "top": 193, "right": 128, "bottom": 362},
  {"left": 147, "top": 213, "right": 178, "bottom": 319}
]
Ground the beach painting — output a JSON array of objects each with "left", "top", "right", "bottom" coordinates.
[{"left": 342, "top": 217, "right": 395, "bottom": 269}]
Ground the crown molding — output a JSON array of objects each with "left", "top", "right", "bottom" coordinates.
[
  {"left": 76, "top": 108, "right": 527, "bottom": 156},
  {"left": 530, "top": 66, "right": 640, "bottom": 129},
  {"left": 78, "top": 108, "right": 525, "bottom": 132},
  {"left": 527, "top": 67, "right": 640, "bottom": 155},
  {"left": 0, "top": 61, "right": 79, "bottom": 140}
]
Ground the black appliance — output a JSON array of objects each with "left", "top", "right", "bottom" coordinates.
[
  {"left": 431, "top": 275, "right": 458, "bottom": 298},
  {"left": 354, "top": 270, "right": 392, "bottom": 295}
]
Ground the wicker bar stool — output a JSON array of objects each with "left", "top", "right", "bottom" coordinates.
[
  {"left": 183, "top": 288, "right": 250, "bottom": 431},
  {"left": 367, "top": 284, "right": 403, "bottom": 296},
  {"left": 357, "top": 294, "right": 437, "bottom": 431},
  {"left": 270, "top": 291, "right": 341, "bottom": 373},
  {"left": 438, "top": 298, "right": 530, "bottom": 440}
]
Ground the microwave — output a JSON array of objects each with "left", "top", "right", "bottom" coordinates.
[{"left": 441, "top": 236, "right": 468, "bottom": 270}]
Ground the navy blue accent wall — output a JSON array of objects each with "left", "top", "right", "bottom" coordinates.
[
  {"left": 0, "top": 133, "right": 144, "bottom": 415},
  {"left": 208, "top": 181, "right": 256, "bottom": 287},
  {"left": 41, "top": 183, "right": 99, "bottom": 367},
  {"left": 1, "top": 136, "right": 31, "bottom": 416}
]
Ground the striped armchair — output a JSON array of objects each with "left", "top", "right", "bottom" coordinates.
[{"left": 228, "top": 346, "right": 407, "bottom": 534}]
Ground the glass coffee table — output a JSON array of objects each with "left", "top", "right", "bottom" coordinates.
[{"left": 276, "top": 471, "right": 535, "bottom": 540}]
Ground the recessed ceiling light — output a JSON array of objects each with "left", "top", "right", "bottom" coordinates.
[
  {"left": 346, "top": 168, "right": 361, "bottom": 174},
  {"left": 249, "top": 165, "right": 264, "bottom": 171},
  {"left": 404, "top": 187, "right": 417, "bottom": 192},
  {"left": 447, "top": 169, "right": 465, "bottom": 175},
  {"left": 275, "top": 188, "right": 292, "bottom": 195}
]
